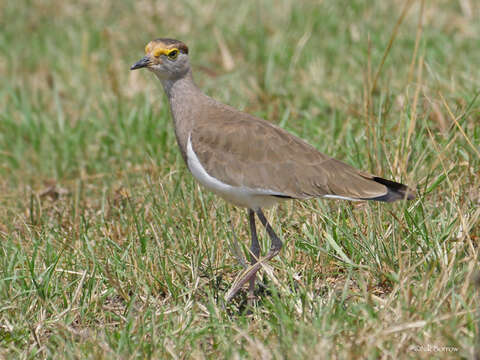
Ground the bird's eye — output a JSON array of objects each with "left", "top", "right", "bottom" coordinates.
[{"left": 168, "top": 50, "right": 178, "bottom": 60}]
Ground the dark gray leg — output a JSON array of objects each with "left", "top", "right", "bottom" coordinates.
[
  {"left": 248, "top": 209, "right": 260, "bottom": 303},
  {"left": 255, "top": 209, "right": 283, "bottom": 254},
  {"left": 225, "top": 208, "right": 283, "bottom": 302}
]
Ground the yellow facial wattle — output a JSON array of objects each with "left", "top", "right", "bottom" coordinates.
[{"left": 151, "top": 47, "right": 179, "bottom": 58}]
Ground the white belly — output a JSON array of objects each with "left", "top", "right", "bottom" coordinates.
[{"left": 186, "top": 135, "right": 285, "bottom": 209}]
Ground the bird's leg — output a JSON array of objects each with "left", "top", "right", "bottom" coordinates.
[
  {"left": 225, "top": 208, "right": 283, "bottom": 303},
  {"left": 248, "top": 208, "right": 260, "bottom": 304},
  {"left": 255, "top": 209, "right": 283, "bottom": 256}
]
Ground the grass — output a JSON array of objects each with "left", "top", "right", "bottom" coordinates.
[{"left": 1, "top": 0, "right": 479, "bottom": 358}]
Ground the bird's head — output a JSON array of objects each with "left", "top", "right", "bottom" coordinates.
[{"left": 130, "top": 38, "right": 190, "bottom": 79}]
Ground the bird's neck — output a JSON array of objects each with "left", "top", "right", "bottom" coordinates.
[
  {"left": 159, "top": 70, "right": 196, "bottom": 97},
  {"left": 158, "top": 70, "right": 204, "bottom": 162}
]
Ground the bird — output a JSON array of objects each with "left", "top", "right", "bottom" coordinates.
[{"left": 130, "top": 38, "right": 415, "bottom": 303}]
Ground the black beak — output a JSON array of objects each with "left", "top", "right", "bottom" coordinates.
[{"left": 130, "top": 56, "right": 151, "bottom": 70}]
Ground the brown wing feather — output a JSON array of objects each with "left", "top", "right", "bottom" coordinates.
[{"left": 191, "top": 103, "right": 398, "bottom": 200}]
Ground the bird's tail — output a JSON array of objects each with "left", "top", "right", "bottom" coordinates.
[{"left": 363, "top": 177, "right": 416, "bottom": 202}]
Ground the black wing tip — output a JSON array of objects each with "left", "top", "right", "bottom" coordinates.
[
  {"left": 272, "top": 194, "right": 294, "bottom": 199},
  {"left": 364, "top": 177, "right": 416, "bottom": 202}
]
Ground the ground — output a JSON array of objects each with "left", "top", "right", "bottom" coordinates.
[{"left": 0, "top": 0, "right": 479, "bottom": 358}]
